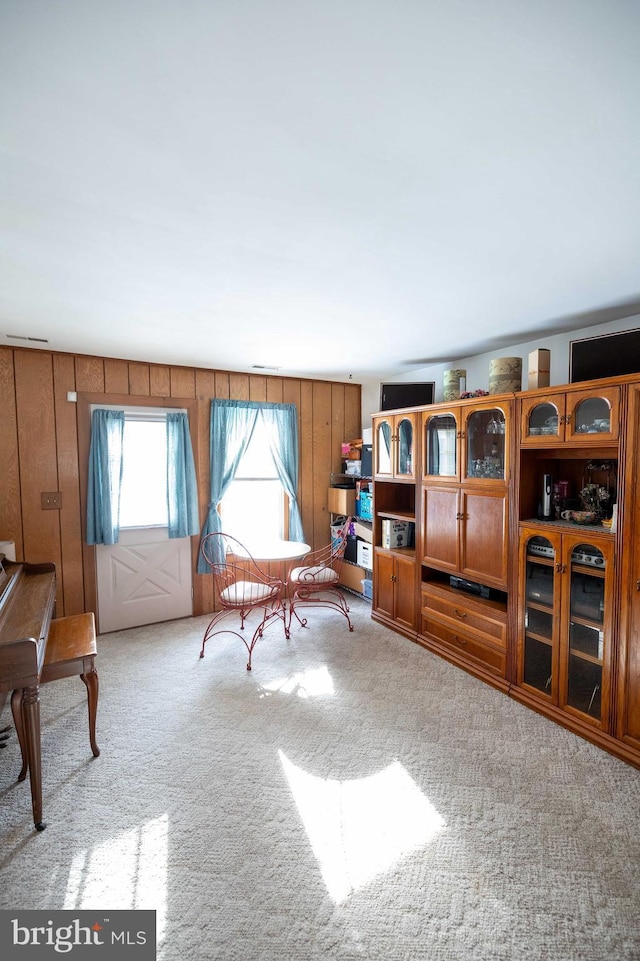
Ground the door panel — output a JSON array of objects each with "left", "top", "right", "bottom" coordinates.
[
  {"left": 373, "top": 550, "right": 395, "bottom": 620},
  {"left": 461, "top": 489, "right": 508, "bottom": 588},
  {"left": 96, "top": 527, "right": 193, "bottom": 633},
  {"left": 422, "top": 487, "right": 459, "bottom": 572},
  {"left": 394, "top": 554, "right": 416, "bottom": 631}
]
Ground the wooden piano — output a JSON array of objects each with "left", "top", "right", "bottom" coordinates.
[{"left": 0, "top": 556, "right": 57, "bottom": 830}]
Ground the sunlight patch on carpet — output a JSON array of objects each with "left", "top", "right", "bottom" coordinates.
[
  {"left": 279, "top": 753, "right": 445, "bottom": 903},
  {"left": 260, "top": 665, "right": 335, "bottom": 698},
  {"left": 61, "top": 814, "right": 168, "bottom": 943}
]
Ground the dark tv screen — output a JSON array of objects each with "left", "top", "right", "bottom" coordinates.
[
  {"left": 380, "top": 382, "right": 435, "bottom": 411},
  {"left": 570, "top": 328, "right": 640, "bottom": 383}
]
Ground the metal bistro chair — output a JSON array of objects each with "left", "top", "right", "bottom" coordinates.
[
  {"left": 199, "top": 533, "right": 287, "bottom": 671},
  {"left": 288, "top": 517, "right": 354, "bottom": 633}
]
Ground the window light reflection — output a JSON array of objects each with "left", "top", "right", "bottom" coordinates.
[
  {"left": 260, "top": 665, "right": 335, "bottom": 698},
  {"left": 279, "top": 753, "right": 445, "bottom": 903},
  {"left": 62, "top": 814, "right": 168, "bottom": 944}
]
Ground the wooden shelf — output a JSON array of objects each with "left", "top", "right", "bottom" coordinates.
[{"left": 377, "top": 509, "right": 415, "bottom": 523}]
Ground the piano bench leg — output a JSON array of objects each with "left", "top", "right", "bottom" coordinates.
[{"left": 10, "top": 688, "right": 28, "bottom": 782}]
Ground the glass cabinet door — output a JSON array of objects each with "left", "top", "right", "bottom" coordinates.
[
  {"left": 424, "top": 413, "right": 457, "bottom": 478},
  {"left": 566, "top": 543, "right": 606, "bottom": 720},
  {"left": 376, "top": 419, "right": 392, "bottom": 476},
  {"left": 523, "top": 535, "right": 556, "bottom": 697},
  {"left": 524, "top": 400, "right": 562, "bottom": 440},
  {"left": 396, "top": 416, "right": 413, "bottom": 476},
  {"left": 566, "top": 388, "right": 619, "bottom": 441},
  {"left": 465, "top": 407, "right": 506, "bottom": 480}
]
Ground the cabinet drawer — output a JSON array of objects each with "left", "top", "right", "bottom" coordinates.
[
  {"left": 421, "top": 589, "right": 506, "bottom": 647},
  {"left": 422, "top": 616, "right": 506, "bottom": 675}
]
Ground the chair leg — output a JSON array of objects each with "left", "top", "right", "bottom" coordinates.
[
  {"left": 289, "top": 587, "right": 354, "bottom": 632},
  {"left": 80, "top": 665, "right": 100, "bottom": 757},
  {"left": 10, "top": 688, "right": 28, "bottom": 782}
]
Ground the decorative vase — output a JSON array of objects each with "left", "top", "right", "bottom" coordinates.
[
  {"left": 443, "top": 369, "right": 466, "bottom": 402},
  {"left": 489, "top": 357, "right": 522, "bottom": 395}
]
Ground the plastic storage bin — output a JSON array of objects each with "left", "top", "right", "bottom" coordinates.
[{"left": 357, "top": 490, "right": 373, "bottom": 521}]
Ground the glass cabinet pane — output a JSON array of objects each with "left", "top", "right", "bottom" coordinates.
[
  {"left": 397, "top": 417, "right": 413, "bottom": 475},
  {"left": 567, "top": 544, "right": 605, "bottom": 718},
  {"left": 572, "top": 397, "right": 612, "bottom": 435},
  {"left": 523, "top": 537, "right": 555, "bottom": 693},
  {"left": 527, "top": 402, "right": 560, "bottom": 438},
  {"left": 466, "top": 408, "right": 506, "bottom": 479},
  {"left": 425, "top": 414, "right": 457, "bottom": 477},
  {"left": 376, "top": 421, "right": 392, "bottom": 474}
]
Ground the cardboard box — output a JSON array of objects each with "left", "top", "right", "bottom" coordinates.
[
  {"left": 353, "top": 519, "right": 372, "bottom": 542},
  {"left": 328, "top": 487, "right": 356, "bottom": 516},
  {"left": 381, "top": 519, "right": 412, "bottom": 549},
  {"left": 357, "top": 541, "right": 373, "bottom": 570},
  {"left": 528, "top": 348, "right": 550, "bottom": 389},
  {"left": 339, "top": 561, "right": 366, "bottom": 593}
]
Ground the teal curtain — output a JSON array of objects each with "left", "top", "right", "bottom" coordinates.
[
  {"left": 166, "top": 412, "right": 199, "bottom": 539},
  {"left": 197, "top": 400, "right": 261, "bottom": 571},
  {"left": 86, "top": 409, "right": 125, "bottom": 545},
  {"left": 197, "top": 399, "right": 304, "bottom": 572},
  {"left": 262, "top": 405, "right": 304, "bottom": 542}
]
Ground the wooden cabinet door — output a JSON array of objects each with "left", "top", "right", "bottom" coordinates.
[
  {"left": 618, "top": 580, "right": 640, "bottom": 750},
  {"left": 520, "top": 393, "right": 566, "bottom": 445},
  {"left": 373, "top": 549, "right": 395, "bottom": 620},
  {"left": 373, "top": 416, "right": 394, "bottom": 479},
  {"left": 460, "top": 489, "right": 508, "bottom": 588},
  {"left": 373, "top": 550, "right": 416, "bottom": 631},
  {"left": 516, "top": 526, "right": 562, "bottom": 702},
  {"left": 421, "top": 486, "right": 460, "bottom": 573},
  {"left": 395, "top": 413, "right": 416, "bottom": 480},
  {"left": 565, "top": 386, "right": 620, "bottom": 442},
  {"left": 373, "top": 413, "right": 416, "bottom": 480},
  {"left": 422, "top": 409, "right": 460, "bottom": 482},
  {"left": 558, "top": 533, "right": 614, "bottom": 730},
  {"left": 394, "top": 553, "right": 416, "bottom": 631},
  {"left": 461, "top": 401, "right": 511, "bottom": 485},
  {"left": 617, "top": 383, "right": 640, "bottom": 752}
]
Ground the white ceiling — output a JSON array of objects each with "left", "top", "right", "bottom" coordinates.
[{"left": 1, "top": 0, "right": 639, "bottom": 384}]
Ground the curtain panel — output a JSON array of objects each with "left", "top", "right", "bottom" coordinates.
[
  {"left": 197, "top": 399, "right": 304, "bottom": 572},
  {"left": 166, "top": 412, "right": 200, "bottom": 539},
  {"left": 86, "top": 409, "right": 125, "bottom": 545}
]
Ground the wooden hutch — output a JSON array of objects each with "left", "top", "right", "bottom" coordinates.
[{"left": 371, "top": 372, "right": 640, "bottom": 769}]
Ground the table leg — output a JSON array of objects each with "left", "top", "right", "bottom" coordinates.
[{"left": 21, "top": 684, "right": 45, "bottom": 831}]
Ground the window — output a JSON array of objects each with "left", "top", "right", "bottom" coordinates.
[
  {"left": 221, "top": 425, "right": 286, "bottom": 544},
  {"left": 87, "top": 405, "right": 198, "bottom": 546},
  {"left": 119, "top": 418, "right": 168, "bottom": 528}
]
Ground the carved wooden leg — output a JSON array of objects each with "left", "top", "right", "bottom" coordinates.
[
  {"left": 80, "top": 665, "right": 100, "bottom": 757},
  {"left": 10, "top": 688, "right": 28, "bottom": 782},
  {"left": 21, "top": 684, "right": 45, "bottom": 830}
]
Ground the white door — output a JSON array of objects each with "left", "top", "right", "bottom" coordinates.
[{"left": 96, "top": 528, "right": 193, "bottom": 633}]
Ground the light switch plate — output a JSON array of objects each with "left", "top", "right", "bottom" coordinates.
[{"left": 41, "top": 492, "right": 63, "bottom": 510}]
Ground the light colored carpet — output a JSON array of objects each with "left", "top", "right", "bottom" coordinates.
[{"left": 1, "top": 595, "right": 639, "bottom": 961}]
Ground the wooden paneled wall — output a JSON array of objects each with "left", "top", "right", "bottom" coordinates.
[{"left": 0, "top": 347, "right": 361, "bottom": 619}]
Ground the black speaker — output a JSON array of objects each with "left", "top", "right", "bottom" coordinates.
[
  {"left": 542, "top": 474, "right": 553, "bottom": 520},
  {"left": 361, "top": 444, "right": 372, "bottom": 477}
]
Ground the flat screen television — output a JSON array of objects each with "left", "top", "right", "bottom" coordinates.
[
  {"left": 570, "top": 328, "right": 640, "bottom": 383},
  {"left": 379, "top": 382, "right": 435, "bottom": 411}
]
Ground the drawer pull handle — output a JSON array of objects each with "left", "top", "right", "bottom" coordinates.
[
  {"left": 453, "top": 634, "right": 466, "bottom": 646},
  {"left": 453, "top": 608, "right": 467, "bottom": 618}
]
